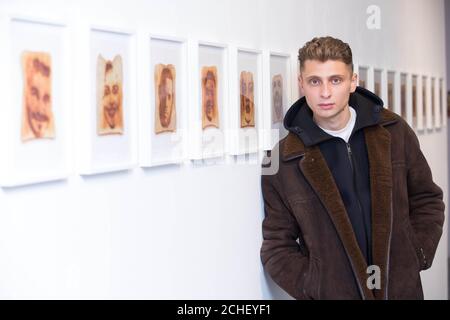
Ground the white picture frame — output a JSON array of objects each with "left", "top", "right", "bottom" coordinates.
[
  {"left": 228, "top": 47, "right": 263, "bottom": 155},
  {"left": 423, "top": 75, "right": 433, "bottom": 130},
  {"left": 440, "top": 77, "right": 447, "bottom": 127},
  {"left": 263, "top": 52, "right": 291, "bottom": 151},
  {"left": 432, "top": 76, "right": 441, "bottom": 129},
  {"left": 400, "top": 72, "right": 408, "bottom": 121},
  {"left": 189, "top": 41, "right": 229, "bottom": 160},
  {"left": 386, "top": 70, "right": 398, "bottom": 113},
  {"left": 411, "top": 73, "right": 424, "bottom": 131},
  {"left": 0, "top": 15, "right": 71, "bottom": 187},
  {"left": 78, "top": 25, "right": 138, "bottom": 175},
  {"left": 139, "top": 34, "right": 188, "bottom": 167},
  {"left": 373, "top": 68, "right": 384, "bottom": 100},
  {"left": 355, "top": 64, "right": 372, "bottom": 91}
]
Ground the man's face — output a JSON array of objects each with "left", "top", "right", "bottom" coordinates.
[
  {"left": 240, "top": 72, "right": 254, "bottom": 125},
  {"left": 205, "top": 78, "right": 215, "bottom": 121},
  {"left": 272, "top": 75, "right": 283, "bottom": 120},
  {"left": 25, "top": 59, "right": 52, "bottom": 138},
  {"left": 299, "top": 59, "right": 356, "bottom": 126},
  {"left": 159, "top": 77, "right": 174, "bottom": 127},
  {"left": 102, "top": 69, "right": 122, "bottom": 129}
]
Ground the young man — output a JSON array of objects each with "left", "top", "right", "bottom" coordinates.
[{"left": 260, "top": 36, "right": 445, "bottom": 300}]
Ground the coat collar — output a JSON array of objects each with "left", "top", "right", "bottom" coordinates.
[
  {"left": 281, "top": 108, "right": 398, "bottom": 300},
  {"left": 281, "top": 108, "right": 398, "bottom": 162},
  {"left": 284, "top": 86, "right": 387, "bottom": 148}
]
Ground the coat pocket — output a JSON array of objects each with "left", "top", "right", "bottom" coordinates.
[
  {"left": 302, "top": 256, "right": 321, "bottom": 300},
  {"left": 403, "top": 220, "right": 422, "bottom": 271}
]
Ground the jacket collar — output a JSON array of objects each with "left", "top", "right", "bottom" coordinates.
[
  {"left": 283, "top": 86, "right": 389, "bottom": 149},
  {"left": 281, "top": 107, "right": 398, "bottom": 162}
]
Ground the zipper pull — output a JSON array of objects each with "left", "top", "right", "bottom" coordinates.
[{"left": 346, "top": 143, "right": 352, "bottom": 155}]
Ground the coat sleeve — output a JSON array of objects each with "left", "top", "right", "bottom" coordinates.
[
  {"left": 405, "top": 126, "right": 445, "bottom": 271},
  {"left": 260, "top": 168, "right": 311, "bottom": 299}
]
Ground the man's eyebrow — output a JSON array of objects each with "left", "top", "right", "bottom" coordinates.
[{"left": 304, "top": 74, "right": 346, "bottom": 80}]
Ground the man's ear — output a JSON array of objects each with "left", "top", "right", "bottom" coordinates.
[
  {"left": 298, "top": 74, "right": 304, "bottom": 91},
  {"left": 350, "top": 72, "right": 358, "bottom": 93}
]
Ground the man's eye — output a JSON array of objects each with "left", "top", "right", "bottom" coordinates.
[
  {"left": 104, "top": 86, "right": 110, "bottom": 95},
  {"left": 309, "top": 79, "right": 320, "bottom": 86},
  {"left": 43, "top": 94, "right": 50, "bottom": 103},
  {"left": 112, "top": 85, "right": 119, "bottom": 94},
  {"left": 331, "top": 78, "right": 342, "bottom": 84}
]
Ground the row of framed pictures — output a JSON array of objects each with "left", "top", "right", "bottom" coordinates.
[
  {"left": 0, "top": 15, "right": 446, "bottom": 187},
  {"left": 0, "top": 15, "right": 294, "bottom": 187},
  {"left": 355, "top": 64, "right": 447, "bottom": 131}
]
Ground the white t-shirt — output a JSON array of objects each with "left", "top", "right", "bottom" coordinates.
[{"left": 317, "top": 107, "right": 356, "bottom": 143}]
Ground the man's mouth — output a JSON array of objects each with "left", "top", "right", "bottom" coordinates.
[{"left": 318, "top": 103, "right": 334, "bottom": 110}]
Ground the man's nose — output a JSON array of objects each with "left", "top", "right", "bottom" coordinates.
[{"left": 320, "top": 83, "right": 332, "bottom": 99}]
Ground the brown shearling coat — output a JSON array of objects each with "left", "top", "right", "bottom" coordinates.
[{"left": 260, "top": 108, "right": 445, "bottom": 300}]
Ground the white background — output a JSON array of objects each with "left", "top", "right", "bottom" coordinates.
[{"left": 0, "top": 0, "right": 447, "bottom": 299}]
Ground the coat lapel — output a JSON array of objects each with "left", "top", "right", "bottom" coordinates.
[
  {"left": 296, "top": 140, "right": 375, "bottom": 300},
  {"left": 364, "top": 125, "right": 393, "bottom": 300}
]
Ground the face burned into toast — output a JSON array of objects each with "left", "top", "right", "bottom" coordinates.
[{"left": 97, "top": 54, "right": 124, "bottom": 135}]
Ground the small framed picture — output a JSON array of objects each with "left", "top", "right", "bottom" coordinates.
[
  {"left": 264, "top": 52, "right": 291, "bottom": 151},
  {"left": 440, "top": 78, "right": 447, "bottom": 127},
  {"left": 387, "top": 71, "right": 396, "bottom": 113},
  {"left": 79, "top": 26, "right": 137, "bottom": 175},
  {"left": 412, "top": 74, "right": 419, "bottom": 129},
  {"left": 400, "top": 73, "right": 408, "bottom": 120},
  {"left": 0, "top": 15, "right": 71, "bottom": 187},
  {"left": 432, "top": 77, "right": 441, "bottom": 129},
  {"left": 357, "top": 65, "right": 369, "bottom": 90},
  {"left": 189, "top": 41, "right": 228, "bottom": 160},
  {"left": 373, "top": 68, "right": 383, "bottom": 99},
  {"left": 139, "top": 35, "right": 188, "bottom": 167},
  {"left": 229, "top": 47, "right": 262, "bottom": 155},
  {"left": 423, "top": 75, "right": 433, "bottom": 130}
]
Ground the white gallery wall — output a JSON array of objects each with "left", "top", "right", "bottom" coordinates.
[{"left": 0, "top": 0, "right": 447, "bottom": 299}]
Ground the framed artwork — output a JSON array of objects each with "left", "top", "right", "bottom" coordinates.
[
  {"left": 229, "top": 48, "right": 262, "bottom": 155},
  {"left": 357, "top": 65, "right": 369, "bottom": 89},
  {"left": 79, "top": 26, "right": 137, "bottom": 175},
  {"left": 189, "top": 42, "right": 228, "bottom": 160},
  {"left": 412, "top": 74, "right": 418, "bottom": 129},
  {"left": 374, "top": 69, "right": 383, "bottom": 98},
  {"left": 264, "top": 52, "right": 291, "bottom": 151},
  {"left": 387, "top": 71, "right": 396, "bottom": 112},
  {"left": 0, "top": 16, "right": 71, "bottom": 187},
  {"left": 440, "top": 78, "right": 447, "bottom": 127},
  {"left": 432, "top": 77, "right": 441, "bottom": 129},
  {"left": 423, "top": 75, "right": 433, "bottom": 130},
  {"left": 139, "top": 35, "right": 188, "bottom": 167},
  {"left": 400, "top": 73, "right": 407, "bottom": 120}
]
